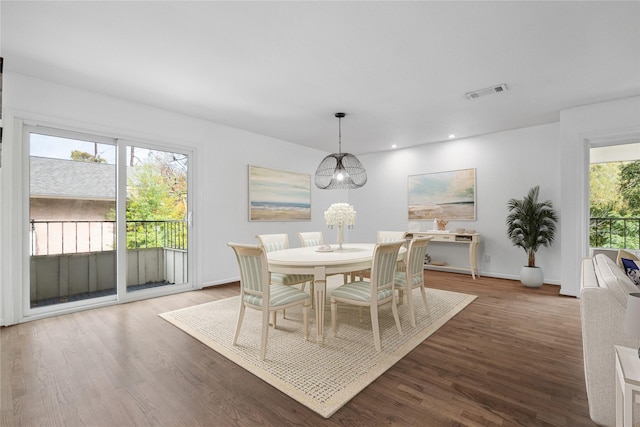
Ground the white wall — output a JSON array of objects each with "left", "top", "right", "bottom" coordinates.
[
  {"left": 559, "top": 97, "right": 640, "bottom": 297},
  {"left": 2, "top": 71, "right": 638, "bottom": 325},
  {"left": 0, "top": 72, "right": 347, "bottom": 325},
  {"left": 349, "top": 123, "right": 562, "bottom": 285}
]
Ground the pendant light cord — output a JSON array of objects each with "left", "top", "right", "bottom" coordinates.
[{"left": 338, "top": 116, "right": 342, "bottom": 154}]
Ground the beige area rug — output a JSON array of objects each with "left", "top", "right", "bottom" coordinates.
[{"left": 159, "top": 277, "right": 476, "bottom": 418}]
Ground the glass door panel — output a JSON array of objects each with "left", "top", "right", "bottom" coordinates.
[
  {"left": 29, "top": 130, "right": 117, "bottom": 308},
  {"left": 125, "top": 145, "right": 189, "bottom": 293}
]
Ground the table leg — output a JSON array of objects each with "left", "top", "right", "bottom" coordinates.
[
  {"left": 314, "top": 266, "right": 327, "bottom": 344},
  {"left": 469, "top": 241, "right": 480, "bottom": 279}
]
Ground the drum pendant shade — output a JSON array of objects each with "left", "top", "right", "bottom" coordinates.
[{"left": 315, "top": 113, "right": 367, "bottom": 190}]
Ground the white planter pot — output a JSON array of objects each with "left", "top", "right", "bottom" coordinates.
[{"left": 520, "top": 266, "right": 544, "bottom": 288}]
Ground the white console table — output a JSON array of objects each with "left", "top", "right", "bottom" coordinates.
[
  {"left": 615, "top": 345, "right": 640, "bottom": 427},
  {"left": 408, "top": 231, "right": 480, "bottom": 279}
]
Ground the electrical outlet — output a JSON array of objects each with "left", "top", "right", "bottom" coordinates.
[{"left": 484, "top": 254, "right": 491, "bottom": 263}]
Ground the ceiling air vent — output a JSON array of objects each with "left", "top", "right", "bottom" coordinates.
[{"left": 465, "top": 84, "right": 509, "bottom": 100}]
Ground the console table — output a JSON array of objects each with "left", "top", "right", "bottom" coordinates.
[{"left": 408, "top": 231, "right": 480, "bottom": 279}]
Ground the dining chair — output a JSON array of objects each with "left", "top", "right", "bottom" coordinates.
[
  {"left": 377, "top": 230, "right": 407, "bottom": 243},
  {"left": 351, "top": 231, "right": 408, "bottom": 281},
  {"left": 227, "top": 242, "right": 310, "bottom": 361},
  {"left": 393, "top": 236, "right": 431, "bottom": 327},
  {"left": 330, "top": 241, "right": 404, "bottom": 353},
  {"left": 256, "top": 233, "right": 315, "bottom": 313},
  {"left": 378, "top": 231, "right": 408, "bottom": 272},
  {"left": 297, "top": 231, "right": 324, "bottom": 247},
  {"left": 256, "top": 233, "right": 314, "bottom": 288}
]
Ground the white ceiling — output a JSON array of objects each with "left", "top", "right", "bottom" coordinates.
[{"left": 1, "top": 1, "right": 639, "bottom": 155}]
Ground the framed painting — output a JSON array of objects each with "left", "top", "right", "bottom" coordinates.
[
  {"left": 408, "top": 168, "right": 476, "bottom": 220},
  {"left": 249, "top": 165, "right": 311, "bottom": 221}
]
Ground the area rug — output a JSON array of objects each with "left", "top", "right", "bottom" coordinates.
[{"left": 159, "top": 277, "right": 476, "bottom": 418}]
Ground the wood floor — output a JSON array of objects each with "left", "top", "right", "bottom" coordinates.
[{"left": 1, "top": 271, "right": 598, "bottom": 427}]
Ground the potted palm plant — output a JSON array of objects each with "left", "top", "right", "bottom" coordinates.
[{"left": 506, "top": 185, "right": 559, "bottom": 287}]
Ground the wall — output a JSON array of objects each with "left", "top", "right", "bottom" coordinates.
[
  {"left": 2, "top": 71, "right": 638, "bottom": 325},
  {"left": 0, "top": 72, "right": 346, "bottom": 325},
  {"left": 349, "top": 123, "right": 563, "bottom": 285},
  {"left": 559, "top": 97, "right": 640, "bottom": 297}
]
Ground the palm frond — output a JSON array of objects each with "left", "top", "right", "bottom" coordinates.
[{"left": 505, "top": 185, "right": 559, "bottom": 267}]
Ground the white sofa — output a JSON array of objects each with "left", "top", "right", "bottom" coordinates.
[{"left": 580, "top": 253, "right": 640, "bottom": 426}]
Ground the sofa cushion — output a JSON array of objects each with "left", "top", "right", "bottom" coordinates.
[
  {"left": 593, "top": 253, "right": 639, "bottom": 309},
  {"left": 621, "top": 258, "right": 640, "bottom": 288},
  {"left": 616, "top": 248, "right": 640, "bottom": 268}
]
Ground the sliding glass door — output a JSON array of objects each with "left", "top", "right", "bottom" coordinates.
[
  {"left": 124, "top": 144, "right": 189, "bottom": 294},
  {"left": 26, "top": 126, "right": 191, "bottom": 314},
  {"left": 28, "top": 128, "right": 117, "bottom": 308}
]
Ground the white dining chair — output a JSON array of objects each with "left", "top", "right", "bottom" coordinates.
[
  {"left": 394, "top": 236, "right": 431, "bottom": 327},
  {"left": 378, "top": 231, "right": 408, "bottom": 272},
  {"left": 297, "top": 231, "right": 324, "bottom": 247},
  {"left": 256, "top": 233, "right": 314, "bottom": 289},
  {"left": 228, "top": 242, "right": 310, "bottom": 361},
  {"left": 377, "top": 230, "right": 407, "bottom": 243},
  {"left": 256, "top": 233, "right": 315, "bottom": 315},
  {"left": 330, "top": 241, "right": 404, "bottom": 352}
]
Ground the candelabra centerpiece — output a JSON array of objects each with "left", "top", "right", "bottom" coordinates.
[{"left": 324, "top": 203, "right": 356, "bottom": 249}]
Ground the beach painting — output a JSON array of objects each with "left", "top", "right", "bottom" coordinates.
[
  {"left": 408, "top": 168, "right": 476, "bottom": 220},
  {"left": 249, "top": 165, "right": 311, "bottom": 221}
]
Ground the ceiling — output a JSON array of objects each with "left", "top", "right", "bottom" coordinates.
[{"left": 1, "top": 1, "right": 639, "bottom": 155}]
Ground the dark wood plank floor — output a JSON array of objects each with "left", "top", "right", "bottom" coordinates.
[{"left": 1, "top": 271, "right": 597, "bottom": 427}]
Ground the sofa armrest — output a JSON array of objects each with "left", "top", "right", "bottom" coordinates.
[{"left": 581, "top": 286, "right": 638, "bottom": 427}]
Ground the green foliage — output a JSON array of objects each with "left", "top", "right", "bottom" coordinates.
[
  {"left": 70, "top": 150, "right": 106, "bottom": 163},
  {"left": 589, "top": 160, "right": 640, "bottom": 250},
  {"left": 619, "top": 161, "right": 640, "bottom": 215},
  {"left": 125, "top": 151, "right": 188, "bottom": 249},
  {"left": 590, "top": 162, "right": 624, "bottom": 215},
  {"left": 506, "top": 186, "right": 559, "bottom": 267}
]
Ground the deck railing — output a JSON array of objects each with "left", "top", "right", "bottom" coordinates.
[
  {"left": 30, "top": 219, "right": 187, "bottom": 256},
  {"left": 590, "top": 217, "right": 640, "bottom": 250}
]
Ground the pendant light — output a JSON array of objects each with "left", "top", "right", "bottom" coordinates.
[{"left": 314, "top": 113, "right": 367, "bottom": 189}]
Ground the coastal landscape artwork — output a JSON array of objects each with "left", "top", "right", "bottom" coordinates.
[
  {"left": 408, "top": 168, "right": 476, "bottom": 220},
  {"left": 249, "top": 165, "right": 311, "bottom": 221}
]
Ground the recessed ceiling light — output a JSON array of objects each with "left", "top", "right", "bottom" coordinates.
[
  {"left": 391, "top": 144, "right": 398, "bottom": 148},
  {"left": 448, "top": 134, "right": 456, "bottom": 139}
]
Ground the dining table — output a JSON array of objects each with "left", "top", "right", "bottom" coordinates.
[{"left": 267, "top": 243, "right": 405, "bottom": 344}]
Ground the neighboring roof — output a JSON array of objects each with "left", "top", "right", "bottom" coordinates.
[{"left": 30, "top": 157, "right": 115, "bottom": 200}]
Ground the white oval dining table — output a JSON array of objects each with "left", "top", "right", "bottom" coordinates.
[{"left": 267, "top": 243, "right": 405, "bottom": 344}]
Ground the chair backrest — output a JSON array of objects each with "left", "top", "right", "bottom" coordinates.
[
  {"left": 370, "top": 241, "right": 404, "bottom": 295},
  {"left": 377, "top": 231, "right": 407, "bottom": 243},
  {"left": 298, "top": 231, "right": 324, "bottom": 247},
  {"left": 255, "top": 233, "right": 289, "bottom": 252},
  {"left": 406, "top": 237, "right": 431, "bottom": 281},
  {"left": 227, "top": 243, "right": 269, "bottom": 299}
]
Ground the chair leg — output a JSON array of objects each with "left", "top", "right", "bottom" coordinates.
[
  {"left": 406, "top": 287, "right": 416, "bottom": 328},
  {"left": 370, "top": 304, "right": 381, "bottom": 353},
  {"left": 260, "top": 308, "right": 270, "bottom": 361},
  {"left": 303, "top": 299, "right": 310, "bottom": 341},
  {"left": 391, "top": 294, "right": 403, "bottom": 336},
  {"left": 419, "top": 284, "right": 428, "bottom": 312},
  {"left": 331, "top": 298, "right": 337, "bottom": 335},
  {"left": 233, "top": 302, "right": 246, "bottom": 346}
]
